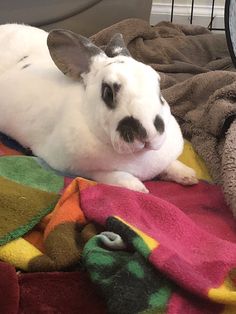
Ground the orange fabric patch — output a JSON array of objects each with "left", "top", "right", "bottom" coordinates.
[
  {"left": 44, "top": 177, "right": 96, "bottom": 239},
  {"left": 0, "top": 143, "right": 23, "bottom": 156}
]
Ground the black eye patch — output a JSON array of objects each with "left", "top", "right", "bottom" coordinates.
[
  {"left": 116, "top": 116, "right": 147, "bottom": 143},
  {"left": 101, "top": 82, "right": 121, "bottom": 109},
  {"left": 154, "top": 115, "right": 165, "bottom": 134}
]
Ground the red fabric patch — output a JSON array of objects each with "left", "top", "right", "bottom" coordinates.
[
  {"left": 18, "top": 271, "right": 107, "bottom": 314},
  {"left": 0, "top": 262, "right": 19, "bottom": 314}
]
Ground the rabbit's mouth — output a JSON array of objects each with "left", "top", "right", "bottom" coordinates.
[
  {"left": 112, "top": 132, "right": 166, "bottom": 155},
  {"left": 144, "top": 132, "right": 166, "bottom": 150},
  {"left": 112, "top": 138, "right": 145, "bottom": 154}
]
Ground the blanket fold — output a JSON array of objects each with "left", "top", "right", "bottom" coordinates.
[{"left": 81, "top": 181, "right": 236, "bottom": 313}]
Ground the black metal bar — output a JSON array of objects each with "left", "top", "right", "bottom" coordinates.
[
  {"left": 225, "top": 0, "right": 236, "bottom": 67},
  {"left": 169, "top": 0, "right": 225, "bottom": 32},
  {"left": 190, "top": 0, "right": 195, "bottom": 24},
  {"left": 208, "top": 0, "right": 216, "bottom": 30},
  {"left": 210, "top": 28, "right": 225, "bottom": 31},
  {"left": 170, "top": 0, "right": 175, "bottom": 22}
]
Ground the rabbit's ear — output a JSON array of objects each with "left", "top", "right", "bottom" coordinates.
[
  {"left": 47, "top": 29, "right": 104, "bottom": 79},
  {"left": 105, "top": 33, "right": 131, "bottom": 58}
]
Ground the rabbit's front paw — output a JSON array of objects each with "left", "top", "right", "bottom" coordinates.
[
  {"left": 90, "top": 170, "right": 149, "bottom": 193},
  {"left": 159, "top": 160, "right": 199, "bottom": 186},
  {"left": 177, "top": 166, "right": 198, "bottom": 185},
  {"left": 118, "top": 177, "right": 149, "bottom": 193}
]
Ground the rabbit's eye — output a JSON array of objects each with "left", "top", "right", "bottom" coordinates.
[{"left": 102, "top": 83, "right": 114, "bottom": 109}]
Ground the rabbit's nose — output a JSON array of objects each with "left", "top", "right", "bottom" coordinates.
[
  {"left": 144, "top": 141, "right": 151, "bottom": 149},
  {"left": 116, "top": 116, "right": 147, "bottom": 143}
]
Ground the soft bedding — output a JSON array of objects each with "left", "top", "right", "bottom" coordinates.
[
  {"left": 0, "top": 134, "right": 236, "bottom": 314},
  {"left": 0, "top": 19, "right": 236, "bottom": 314}
]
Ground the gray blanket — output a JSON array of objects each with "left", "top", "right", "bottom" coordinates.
[{"left": 91, "top": 19, "right": 236, "bottom": 216}]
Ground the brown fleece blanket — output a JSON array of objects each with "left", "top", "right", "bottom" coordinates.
[{"left": 91, "top": 19, "right": 236, "bottom": 216}]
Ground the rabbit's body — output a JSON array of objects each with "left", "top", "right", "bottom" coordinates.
[{"left": 0, "top": 24, "right": 197, "bottom": 192}]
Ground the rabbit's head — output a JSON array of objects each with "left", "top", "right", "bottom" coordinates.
[{"left": 47, "top": 30, "right": 171, "bottom": 154}]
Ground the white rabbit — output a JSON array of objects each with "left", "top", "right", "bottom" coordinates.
[{"left": 0, "top": 23, "right": 198, "bottom": 193}]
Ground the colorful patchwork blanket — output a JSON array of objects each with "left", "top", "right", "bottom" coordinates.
[{"left": 0, "top": 135, "right": 236, "bottom": 314}]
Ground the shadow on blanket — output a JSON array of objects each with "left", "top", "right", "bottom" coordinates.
[{"left": 0, "top": 19, "right": 236, "bottom": 314}]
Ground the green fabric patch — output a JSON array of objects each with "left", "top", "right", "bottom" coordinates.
[
  {"left": 0, "top": 176, "right": 59, "bottom": 245},
  {"left": 83, "top": 234, "right": 174, "bottom": 314},
  {"left": 127, "top": 260, "right": 145, "bottom": 279},
  {"left": 87, "top": 251, "right": 115, "bottom": 266},
  {"left": 0, "top": 156, "right": 63, "bottom": 193},
  {"left": 132, "top": 236, "right": 151, "bottom": 258},
  {"left": 148, "top": 286, "right": 172, "bottom": 309},
  {"left": 90, "top": 271, "right": 113, "bottom": 286}
]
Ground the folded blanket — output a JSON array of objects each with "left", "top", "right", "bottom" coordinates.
[
  {"left": 0, "top": 134, "right": 211, "bottom": 271},
  {"left": 82, "top": 181, "right": 236, "bottom": 314},
  {"left": 91, "top": 18, "right": 236, "bottom": 216},
  {"left": 0, "top": 136, "right": 236, "bottom": 313}
]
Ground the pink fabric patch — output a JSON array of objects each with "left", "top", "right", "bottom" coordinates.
[
  {"left": 80, "top": 181, "right": 236, "bottom": 299},
  {"left": 167, "top": 290, "right": 223, "bottom": 314}
]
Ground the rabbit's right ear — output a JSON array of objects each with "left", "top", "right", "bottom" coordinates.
[
  {"left": 47, "top": 29, "right": 104, "bottom": 80},
  {"left": 105, "top": 33, "right": 131, "bottom": 57}
]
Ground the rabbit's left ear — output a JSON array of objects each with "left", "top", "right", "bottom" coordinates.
[
  {"left": 105, "top": 33, "right": 131, "bottom": 57},
  {"left": 47, "top": 29, "right": 104, "bottom": 79}
]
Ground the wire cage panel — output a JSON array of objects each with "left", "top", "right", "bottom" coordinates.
[{"left": 151, "top": 0, "right": 225, "bottom": 31}]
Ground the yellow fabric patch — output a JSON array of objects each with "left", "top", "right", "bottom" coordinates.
[
  {"left": 115, "top": 216, "right": 159, "bottom": 251},
  {"left": 178, "top": 140, "right": 212, "bottom": 182},
  {"left": 221, "top": 305, "right": 236, "bottom": 314},
  {"left": 208, "top": 276, "right": 236, "bottom": 305},
  {"left": 0, "top": 237, "right": 43, "bottom": 271}
]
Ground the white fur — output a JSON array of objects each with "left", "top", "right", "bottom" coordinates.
[{"left": 0, "top": 24, "right": 197, "bottom": 192}]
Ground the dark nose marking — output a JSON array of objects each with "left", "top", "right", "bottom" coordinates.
[
  {"left": 21, "top": 63, "right": 31, "bottom": 70},
  {"left": 154, "top": 115, "right": 165, "bottom": 134},
  {"left": 116, "top": 116, "right": 147, "bottom": 143}
]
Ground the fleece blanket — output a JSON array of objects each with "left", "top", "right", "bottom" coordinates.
[
  {"left": 0, "top": 261, "right": 107, "bottom": 314},
  {"left": 0, "top": 137, "right": 236, "bottom": 313},
  {"left": 91, "top": 18, "right": 236, "bottom": 216}
]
